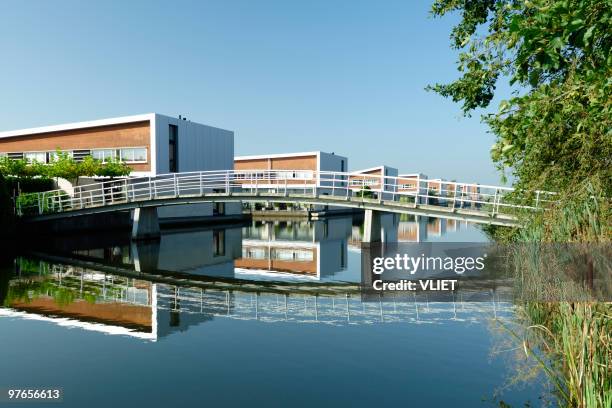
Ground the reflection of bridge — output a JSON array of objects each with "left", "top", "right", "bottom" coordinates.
[
  {"left": 1, "top": 257, "right": 514, "bottom": 342},
  {"left": 17, "top": 170, "right": 554, "bottom": 239}
]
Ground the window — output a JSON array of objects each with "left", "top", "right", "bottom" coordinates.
[
  {"left": 272, "top": 249, "right": 314, "bottom": 262},
  {"left": 120, "top": 148, "right": 147, "bottom": 163},
  {"left": 294, "top": 250, "right": 314, "bottom": 261},
  {"left": 169, "top": 124, "right": 178, "bottom": 172},
  {"left": 243, "top": 247, "right": 267, "bottom": 259},
  {"left": 92, "top": 149, "right": 115, "bottom": 163},
  {"left": 92, "top": 148, "right": 146, "bottom": 163},
  {"left": 274, "top": 249, "right": 296, "bottom": 261},
  {"left": 24, "top": 152, "right": 46, "bottom": 163},
  {"left": 47, "top": 151, "right": 73, "bottom": 162},
  {"left": 294, "top": 171, "right": 313, "bottom": 180},
  {"left": 350, "top": 178, "right": 377, "bottom": 187},
  {"left": 213, "top": 202, "right": 225, "bottom": 216},
  {"left": 72, "top": 150, "right": 92, "bottom": 162},
  {"left": 213, "top": 230, "right": 225, "bottom": 257}
]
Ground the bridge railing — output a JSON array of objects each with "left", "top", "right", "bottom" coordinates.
[{"left": 15, "top": 169, "right": 556, "bottom": 217}]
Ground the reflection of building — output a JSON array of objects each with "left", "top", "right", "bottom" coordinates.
[
  {"left": 72, "top": 227, "right": 244, "bottom": 278},
  {"left": 398, "top": 217, "right": 428, "bottom": 242},
  {"left": 235, "top": 217, "right": 352, "bottom": 280},
  {"left": 1, "top": 261, "right": 158, "bottom": 340},
  {"left": 426, "top": 217, "right": 447, "bottom": 238},
  {"left": 154, "top": 227, "right": 242, "bottom": 277},
  {"left": 0, "top": 258, "right": 513, "bottom": 342},
  {"left": 446, "top": 219, "right": 459, "bottom": 233},
  {"left": 349, "top": 213, "right": 399, "bottom": 248},
  {"left": 66, "top": 219, "right": 352, "bottom": 281},
  {"left": 87, "top": 219, "right": 352, "bottom": 281}
]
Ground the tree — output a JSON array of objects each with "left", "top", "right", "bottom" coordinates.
[
  {"left": 357, "top": 185, "right": 375, "bottom": 198},
  {"left": 0, "top": 152, "right": 132, "bottom": 186},
  {"left": 94, "top": 157, "right": 131, "bottom": 179},
  {"left": 0, "top": 157, "right": 47, "bottom": 179},
  {"left": 46, "top": 151, "right": 80, "bottom": 181},
  {"left": 428, "top": 0, "right": 611, "bottom": 241}
]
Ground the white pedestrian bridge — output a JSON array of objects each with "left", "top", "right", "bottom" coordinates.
[{"left": 16, "top": 170, "right": 554, "bottom": 238}]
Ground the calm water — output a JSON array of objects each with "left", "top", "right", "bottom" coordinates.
[{"left": 0, "top": 215, "right": 547, "bottom": 407}]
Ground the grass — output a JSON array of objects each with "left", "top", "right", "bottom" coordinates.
[
  {"left": 487, "top": 180, "right": 611, "bottom": 407},
  {"left": 506, "top": 303, "right": 612, "bottom": 408}
]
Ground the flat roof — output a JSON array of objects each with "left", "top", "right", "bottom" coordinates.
[
  {"left": 235, "top": 151, "right": 322, "bottom": 160},
  {"left": 352, "top": 165, "right": 397, "bottom": 174},
  {"left": 0, "top": 113, "right": 156, "bottom": 139},
  {"left": 398, "top": 173, "right": 427, "bottom": 178}
]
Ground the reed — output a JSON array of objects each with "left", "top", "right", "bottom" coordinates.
[
  {"left": 495, "top": 180, "right": 611, "bottom": 407},
  {"left": 510, "top": 302, "right": 611, "bottom": 408}
]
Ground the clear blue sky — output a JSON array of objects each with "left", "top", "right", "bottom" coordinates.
[{"left": 0, "top": 0, "right": 509, "bottom": 184}]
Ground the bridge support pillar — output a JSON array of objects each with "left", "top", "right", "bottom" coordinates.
[
  {"left": 131, "top": 240, "right": 160, "bottom": 272},
  {"left": 363, "top": 209, "right": 382, "bottom": 243},
  {"left": 132, "top": 207, "right": 160, "bottom": 241}
]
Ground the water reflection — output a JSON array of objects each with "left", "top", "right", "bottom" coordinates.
[
  {"left": 0, "top": 215, "right": 508, "bottom": 342},
  {"left": 0, "top": 216, "right": 550, "bottom": 408},
  {"left": 36, "top": 215, "right": 482, "bottom": 283},
  {"left": 238, "top": 218, "right": 351, "bottom": 280},
  {"left": 1, "top": 256, "right": 511, "bottom": 342}
]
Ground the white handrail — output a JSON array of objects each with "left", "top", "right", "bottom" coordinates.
[{"left": 16, "top": 169, "right": 557, "bottom": 218}]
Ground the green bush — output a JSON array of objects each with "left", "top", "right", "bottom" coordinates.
[
  {"left": 5, "top": 176, "right": 54, "bottom": 193},
  {"left": 0, "top": 174, "right": 16, "bottom": 236},
  {"left": 357, "top": 185, "right": 374, "bottom": 198},
  {"left": 16, "top": 190, "right": 70, "bottom": 216}
]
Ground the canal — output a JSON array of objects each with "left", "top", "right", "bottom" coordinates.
[{"left": 0, "top": 215, "right": 547, "bottom": 407}]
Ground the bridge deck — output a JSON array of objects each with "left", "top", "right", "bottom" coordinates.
[
  {"left": 17, "top": 169, "right": 551, "bottom": 227},
  {"left": 23, "top": 191, "right": 519, "bottom": 226}
]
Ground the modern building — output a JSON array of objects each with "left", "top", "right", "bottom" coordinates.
[
  {"left": 349, "top": 165, "right": 399, "bottom": 200},
  {"left": 235, "top": 151, "right": 347, "bottom": 187},
  {"left": 0, "top": 113, "right": 239, "bottom": 219},
  {"left": 235, "top": 151, "right": 349, "bottom": 213},
  {"left": 397, "top": 173, "right": 429, "bottom": 203},
  {"left": 0, "top": 113, "right": 234, "bottom": 176}
]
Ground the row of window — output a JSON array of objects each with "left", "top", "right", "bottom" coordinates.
[
  {"left": 234, "top": 171, "right": 314, "bottom": 180},
  {"left": 241, "top": 248, "right": 314, "bottom": 262},
  {"left": 0, "top": 147, "right": 147, "bottom": 164},
  {"left": 349, "top": 178, "right": 378, "bottom": 186},
  {"left": 399, "top": 183, "right": 417, "bottom": 189},
  {"left": 93, "top": 148, "right": 147, "bottom": 163}
]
